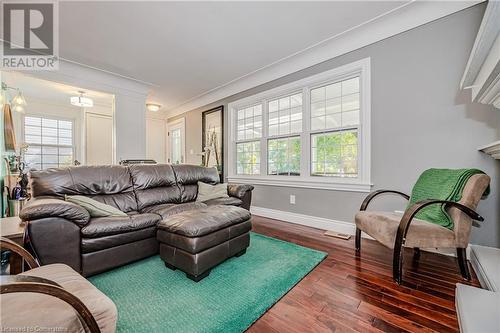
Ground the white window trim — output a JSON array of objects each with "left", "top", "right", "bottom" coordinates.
[{"left": 228, "top": 58, "right": 372, "bottom": 192}]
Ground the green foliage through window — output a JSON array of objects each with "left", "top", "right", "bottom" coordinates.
[
  {"left": 268, "top": 136, "right": 300, "bottom": 176},
  {"left": 311, "top": 130, "right": 357, "bottom": 177},
  {"left": 236, "top": 141, "right": 260, "bottom": 175}
]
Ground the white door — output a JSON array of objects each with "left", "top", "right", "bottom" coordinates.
[
  {"left": 146, "top": 118, "right": 167, "bottom": 163},
  {"left": 167, "top": 118, "right": 185, "bottom": 164},
  {"left": 85, "top": 113, "right": 113, "bottom": 165}
]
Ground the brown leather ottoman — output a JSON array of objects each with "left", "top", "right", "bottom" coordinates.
[{"left": 157, "top": 205, "right": 252, "bottom": 282}]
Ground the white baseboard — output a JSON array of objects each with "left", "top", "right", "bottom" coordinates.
[
  {"left": 250, "top": 206, "right": 470, "bottom": 258},
  {"left": 250, "top": 206, "right": 373, "bottom": 239}
]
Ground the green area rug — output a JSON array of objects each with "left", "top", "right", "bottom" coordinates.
[{"left": 90, "top": 232, "right": 326, "bottom": 333}]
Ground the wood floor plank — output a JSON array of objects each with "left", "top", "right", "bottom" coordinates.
[{"left": 247, "top": 215, "right": 480, "bottom": 333}]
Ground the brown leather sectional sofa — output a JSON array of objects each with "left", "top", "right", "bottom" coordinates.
[{"left": 20, "top": 164, "right": 254, "bottom": 278}]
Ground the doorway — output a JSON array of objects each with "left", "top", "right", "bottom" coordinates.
[
  {"left": 167, "top": 117, "right": 185, "bottom": 164},
  {"left": 1, "top": 71, "right": 115, "bottom": 169}
]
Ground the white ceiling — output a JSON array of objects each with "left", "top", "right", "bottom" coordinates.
[
  {"left": 2, "top": 71, "right": 114, "bottom": 108},
  {"left": 54, "top": 1, "right": 480, "bottom": 116},
  {"left": 58, "top": 1, "right": 410, "bottom": 114}
]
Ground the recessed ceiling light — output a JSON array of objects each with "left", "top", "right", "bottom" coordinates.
[{"left": 146, "top": 103, "right": 161, "bottom": 112}]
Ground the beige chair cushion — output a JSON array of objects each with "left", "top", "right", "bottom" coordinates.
[
  {"left": 355, "top": 211, "right": 456, "bottom": 249},
  {"left": 1, "top": 264, "right": 117, "bottom": 333}
]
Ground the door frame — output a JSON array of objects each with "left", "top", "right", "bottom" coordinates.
[{"left": 167, "top": 117, "right": 186, "bottom": 164}]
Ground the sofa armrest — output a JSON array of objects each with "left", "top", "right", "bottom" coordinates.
[
  {"left": 227, "top": 184, "right": 254, "bottom": 199},
  {"left": 228, "top": 184, "right": 254, "bottom": 210},
  {"left": 20, "top": 198, "right": 90, "bottom": 227}
]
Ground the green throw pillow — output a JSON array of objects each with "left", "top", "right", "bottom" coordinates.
[
  {"left": 196, "top": 182, "right": 229, "bottom": 202},
  {"left": 65, "top": 195, "right": 128, "bottom": 217}
]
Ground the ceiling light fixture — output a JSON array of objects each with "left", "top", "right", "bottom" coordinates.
[
  {"left": 146, "top": 103, "right": 161, "bottom": 112},
  {"left": 70, "top": 91, "right": 94, "bottom": 107}
]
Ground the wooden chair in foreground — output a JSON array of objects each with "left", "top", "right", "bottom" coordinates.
[
  {"left": 354, "top": 174, "right": 490, "bottom": 284},
  {"left": 0, "top": 237, "right": 117, "bottom": 333}
]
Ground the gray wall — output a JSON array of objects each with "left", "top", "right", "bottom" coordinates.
[{"left": 170, "top": 4, "right": 500, "bottom": 247}]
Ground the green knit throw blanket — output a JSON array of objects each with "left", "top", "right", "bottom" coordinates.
[{"left": 408, "top": 168, "right": 489, "bottom": 230}]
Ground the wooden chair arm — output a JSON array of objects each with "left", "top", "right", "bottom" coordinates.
[
  {"left": 360, "top": 190, "right": 410, "bottom": 211},
  {"left": 393, "top": 199, "right": 483, "bottom": 284},
  {"left": 1, "top": 275, "right": 101, "bottom": 333},
  {"left": 0, "top": 236, "right": 39, "bottom": 270}
]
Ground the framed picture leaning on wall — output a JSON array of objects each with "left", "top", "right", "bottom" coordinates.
[{"left": 202, "top": 106, "right": 223, "bottom": 181}]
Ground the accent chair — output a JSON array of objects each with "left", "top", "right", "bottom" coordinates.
[
  {"left": 0, "top": 237, "right": 117, "bottom": 333},
  {"left": 354, "top": 174, "right": 490, "bottom": 284}
]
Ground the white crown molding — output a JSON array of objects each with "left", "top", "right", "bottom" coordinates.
[
  {"left": 167, "top": 1, "right": 481, "bottom": 117},
  {"left": 3, "top": 59, "right": 152, "bottom": 101}
]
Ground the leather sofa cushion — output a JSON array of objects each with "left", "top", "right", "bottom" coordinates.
[
  {"left": 129, "top": 164, "right": 181, "bottom": 210},
  {"left": 30, "top": 165, "right": 133, "bottom": 197},
  {"left": 1, "top": 263, "right": 117, "bottom": 333},
  {"left": 88, "top": 192, "right": 138, "bottom": 213},
  {"left": 158, "top": 220, "right": 251, "bottom": 254},
  {"left": 227, "top": 184, "right": 255, "bottom": 199},
  {"left": 141, "top": 202, "right": 206, "bottom": 218},
  {"left": 20, "top": 198, "right": 90, "bottom": 226},
  {"left": 355, "top": 211, "right": 455, "bottom": 249},
  {"left": 172, "top": 165, "right": 219, "bottom": 202},
  {"left": 81, "top": 213, "right": 161, "bottom": 238},
  {"left": 81, "top": 227, "right": 156, "bottom": 253},
  {"left": 157, "top": 205, "right": 251, "bottom": 237},
  {"left": 29, "top": 166, "right": 138, "bottom": 213},
  {"left": 204, "top": 197, "right": 242, "bottom": 207}
]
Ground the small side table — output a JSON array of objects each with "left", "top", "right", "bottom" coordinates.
[{"left": 0, "top": 216, "right": 26, "bottom": 274}]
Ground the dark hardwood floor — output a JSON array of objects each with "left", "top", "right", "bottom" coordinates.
[{"left": 248, "top": 215, "right": 480, "bottom": 333}]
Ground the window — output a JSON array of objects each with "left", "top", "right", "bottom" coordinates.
[
  {"left": 268, "top": 93, "right": 302, "bottom": 136},
  {"left": 235, "top": 104, "right": 262, "bottom": 175},
  {"left": 311, "top": 130, "right": 357, "bottom": 177},
  {"left": 268, "top": 136, "right": 300, "bottom": 176},
  {"left": 310, "top": 77, "right": 360, "bottom": 178},
  {"left": 23, "top": 116, "right": 74, "bottom": 170},
  {"left": 236, "top": 104, "right": 262, "bottom": 140},
  {"left": 236, "top": 141, "right": 260, "bottom": 175},
  {"left": 228, "top": 58, "right": 371, "bottom": 191}
]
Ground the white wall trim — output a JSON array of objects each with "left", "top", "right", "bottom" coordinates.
[
  {"left": 250, "top": 206, "right": 371, "bottom": 238},
  {"left": 168, "top": 1, "right": 481, "bottom": 117},
  {"left": 227, "top": 58, "right": 371, "bottom": 192},
  {"left": 251, "top": 206, "right": 470, "bottom": 258},
  {"left": 460, "top": 1, "right": 499, "bottom": 90},
  {"left": 230, "top": 176, "right": 372, "bottom": 193}
]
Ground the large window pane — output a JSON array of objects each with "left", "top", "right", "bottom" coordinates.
[
  {"left": 311, "top": 77, "right": 360, "bottom": 131},
  {"left": 23, "top": 116, "right": 74, "bottom": 170},
  {"left": 236, "top": 141, "right": 260, "bottom": 175},
  {"left": 311, "top": 130, "right": 358, "bottom": 177},
  {"left": 236, "top": 105, "right": 262, "bottom": 141},
  {"left": 268, "top": 136, "right": 300, "bottom": 176},
  {"left": 267, "top": 93, "right": 302, "bottom": 136}
]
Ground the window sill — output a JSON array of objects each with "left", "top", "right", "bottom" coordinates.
[{"left": 227, "top": 175, "right": 373, "bottom": 192}]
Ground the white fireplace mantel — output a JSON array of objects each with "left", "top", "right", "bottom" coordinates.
[{"left": 461, "top": 1, "right": 500, "bottom": 109}]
